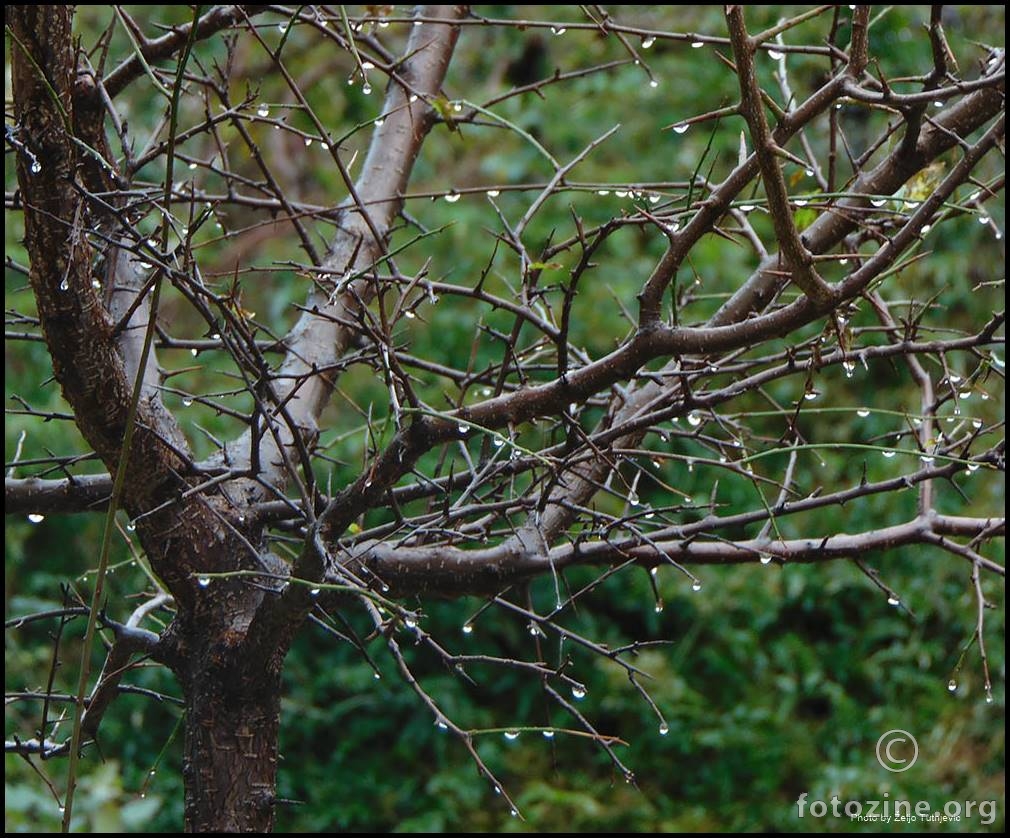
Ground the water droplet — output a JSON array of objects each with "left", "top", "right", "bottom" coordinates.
[
  {"left": 59, "top": 278, "right": 70, "bottom": 291},
  {"left": 458, "top": 423, "right": 468, "bottom": 435},
  {"left": 659, "top": 722, "right": 670, "bottom": 735},
  {"left": 493, "top": 436, "right": 505, "bottom": 448},
  {"left": 691, "top": 581, "right": 702, "bottom": 592},
  {"left": 374, "top": 117, "right": 385, "bottom": 126},
  {"left": 978, "top": 216, "right": 990, "bottom": 225},
  {"left": 739, "top": 204, "right": 755, "bottom": 213},
  {"left": 648, "top": 193, "right": 661, "bottom": 204},
  {"left": 887, "top": 596, "right": 900, "bottom": 606},
  {"left": 920, "top": 455, "right": 935, "bottom": 464},
  {"left": 462, "top": 623, "right": 474, "bottom": 635},
  {"left": 691, "top": 41, "right": 704, "bottom": 49},
  {"left": 672, "top": 123, "right": 689, "bottom": 134},
  {"left": 542, "top": 729, "right": 555, "bottom": 739},
  {"left": 409, "top": 94, "right": 419, "bottom": 103},
  {"left": 182, "top": 398, "right": 193, "bottom": 407},
  {"left": 27, "top": 513, "right": 45, "bottom": 524},
  {"left": 404, "top": 616, "right": 418, "bottom": 629},
  {"left": 190, "top": 348, "right": 199, "bottom": 357},
  {"left": 198, "top": 577, "right": 211, "bottom": 587},
  {"left": 793, "top": 198, "right": 808, "bottom": 207},
  {"left": 571, "top": 685, "right": 587, "bottom": 700},
  {"left": 966, "top": 462, "right": 980, "bottom": 473},
  {"left": 803, "top": 389, "right": 820, "bottom": 401},
  {"left": 615, "top": 190, "right": 628, "bottom": 198},
  {"left": 628, "top": 491, "right": 640, "bottom": 507},
  {"left": 971, "top": 418, "right": 983, "bottom": 429},
  {"left": 445, "top": 192, "right": 461, "bottom": 203},
  {"left": 436, "top": 719, "right": 448, "bottom": 730},
  {"left": 453, "top": 102, "right": 463, "bottom": 112},
  {"left": 870, "top": 197, "right": 887, "bottom": 207},
  {"left": 257, "top": 104, "right": 270, "bottom": 118},
  {"left": 510, "top": 808, "right": 518, "bottom": 818},
  {"left": 649, "top": 79, "right": 660, "bottom": 89},
  {"left": 126, "top": 520, "right": 137, "bottom": 532},
  {"left": 504, "top": 730, "right": 520, "bottom": 741},
  {"left": 277, "top": 22, "right": 288, "bottom": 33},
  {"left": 373, "top": 671, "right": 382, "bottom": 680},
  {"left": 947, "top": 679, "right": 957, "bottom": 692},
  {"left": 486, "top": 189, "right": 500, "bottom": 198},
  {"left": 882, "top": 450, "right": 897, "bottom": 459},
  {"left": 642, "top": 36, "right": 655, "bottom": 49},
  {"left": 403, "top": 310, "right": 416, "bottom": 319},
  {"left": 551, "top": 26, "right": 566, "bottom": 35},
  {"left": 493, "top": 785, "right": 502, "bottom": 795},
  {"left": 921, "top": 224, "right": 931, "bottom": 235},
  {"left": 597, "top": 189, "right": 610, "bottom": 196},
  {"left": 760, "top": 554, "right": 773, "bottom": 565},
  {"left": 839, "top": 258, "right": 849, "bottom": 266},
  {"left": 362, "top": 84, "right": 372, "bottom": 95},
  {"left": 310, "top": 587, "right": 321, "bottom": 597},
  {"left": 857, "top": 408, "right": 870, "bottom": 418},
  {"left": 768, "top": 49, "right": 784, "bottom": 60},
  {"left": 30, "top": 158, "right": 43, "bottom": 174},
  {"left": 687, "top": 411, "right": 703, "bottom": 427}
]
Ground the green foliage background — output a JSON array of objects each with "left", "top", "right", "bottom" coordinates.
[{"left": 5, "top": 5, "right": 1004, "bottom": 832}]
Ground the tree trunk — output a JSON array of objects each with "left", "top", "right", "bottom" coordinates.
[{"left": 180, "top": 640, "right": 282, "bottom": 832}]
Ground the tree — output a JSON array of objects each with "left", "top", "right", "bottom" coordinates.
[{"left": 4, "top": 4, "right": 1004, "bottom": 832}]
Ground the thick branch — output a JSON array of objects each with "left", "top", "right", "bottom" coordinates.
[
  {"left": 337, "top": 515, "right": 1004, "bottom": 598},
  {"left": 219, "top": 4, "right": 467, "bottom": 502}
]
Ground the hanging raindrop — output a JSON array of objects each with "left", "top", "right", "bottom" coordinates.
[
  {"left": 27, "top": 513, "right": 45, "bottom": 524},
  {"left": 504, "top": 730, "right": 520, "bottom": 741},
  {"left": 659, "top": 721, "right": 670, "bottom": 735},
  {"left": 257, "top": 104, "right": 270, "bottom": 118},
  {"left": 571, "top": 685, "right": 587, "bottom": 700},
  {"left": 672, "top": 123, "right": 689, "bottom": 135},
  {"left": 642, "top": 36, "right": 655, "bottom": 48},
  {"left": 857, "top": 408, "right": 870, "bottom": 418},
  {"left": 887, "top": 596, "right": 900, "bottom": 606}
]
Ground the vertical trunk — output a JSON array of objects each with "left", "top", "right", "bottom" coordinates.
[{"left": 181, "top": 643, "right": 282, "bottom": 832}]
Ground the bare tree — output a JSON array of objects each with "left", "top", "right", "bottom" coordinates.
[{"left": 5, "top": 5, "right": 1004, "bottom": 832}]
